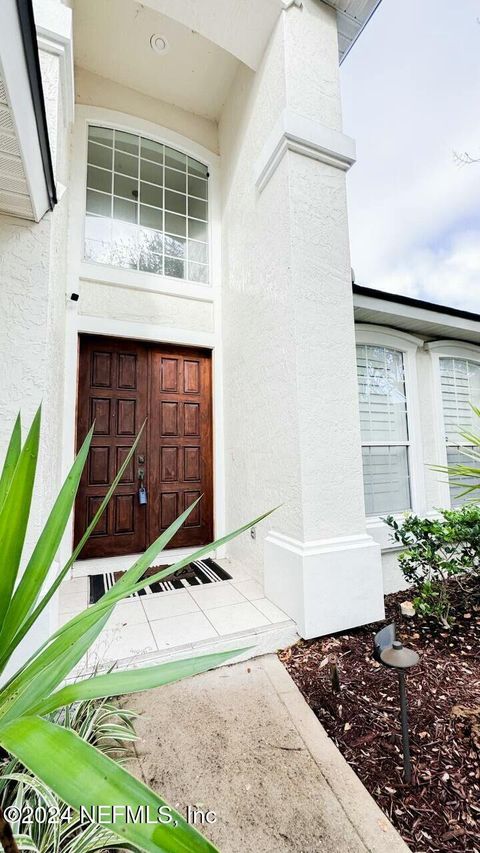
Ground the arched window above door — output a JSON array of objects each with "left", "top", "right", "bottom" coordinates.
[{"left": 84, "top": 125, "right": 209, "bottom": 284}]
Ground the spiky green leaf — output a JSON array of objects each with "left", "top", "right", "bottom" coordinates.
[
  {"left": 40, "top": 506, "right": 277, "bottom": 653},
  {"left": 0, "top": 408, "right": 41, "bottom": 633},
  {"left": 0, "top": 609, "right": 111, "bottom": 724},
  {"left": 28, "top": 649, "right": 245, "bottom": 716},
  {"left": 0, "top": 498, "right": 202, "bottom": 690},
  {"left": 0, "top": 716, "right": 219, "bottom": 853},
  {"left": 0, "top": 426, "right": 95, "bottom": 652},
  {"left": 0, "top": 413, "right": 21, "bottom": 511},
  {"left": 0, "top": 423, "right": 146, "bottom": 671}
]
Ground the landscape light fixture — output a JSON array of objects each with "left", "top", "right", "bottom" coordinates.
[{"left": 374, "top": 623, "right": 420, "bottom": 784}]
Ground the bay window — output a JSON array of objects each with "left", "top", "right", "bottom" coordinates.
[
  {"left": 84, "top": 125, "right": 209, "bottom": 283},
  {"left": 356, "top": 344, "right": 412, "bottom": 515}
]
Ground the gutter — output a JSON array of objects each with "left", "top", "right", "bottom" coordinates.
[
  {"left": 16, "top": 0, "right": 56, "bottom": 210},
  {"left": 352, "top": 283, "right": 480, "bottom": 325}
]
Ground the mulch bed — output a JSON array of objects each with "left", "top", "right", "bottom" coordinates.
[{"left": 279, "top": 583, "right": 480, "bottom": 853}]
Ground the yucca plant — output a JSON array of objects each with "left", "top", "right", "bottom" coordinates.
[
  {"left": 433, "top": 403, "right": 480, "bottom": 500},
  {"left": 0, "top": 408, "right": 271, "bottom": 853},
  {"left": 0, "top": 697, "right": 140, "bottom": 852}
]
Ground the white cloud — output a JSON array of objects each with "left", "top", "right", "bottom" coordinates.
[
  {"left": 341, "top": 0, "right": 480, "bottom": 310},
  {"left": 366, "top": 229, "right": 480, "bottom": 312}
]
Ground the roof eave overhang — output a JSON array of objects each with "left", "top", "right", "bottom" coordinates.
[
  {"left": 0, "top": 0, "right": 56, "bottom": 222},
  {"left": 321, "top": 0, "right": 383, "bottom": 64},
  {"left": 352, "top": 284, "right": 480, "bottom": 346}
]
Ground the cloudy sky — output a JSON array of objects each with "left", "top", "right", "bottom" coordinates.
[{"left": 341, "top": 0, "right": 480, "bottom": 311}]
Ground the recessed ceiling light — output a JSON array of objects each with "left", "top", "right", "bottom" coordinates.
[{"left": 150, "top": 34, "right": 169, "bottom": 55}]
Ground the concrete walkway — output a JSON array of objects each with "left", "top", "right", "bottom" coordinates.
[{"left": 125, "top": 655, "right": 409, "bottom": 853}]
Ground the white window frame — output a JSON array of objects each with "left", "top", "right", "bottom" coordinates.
[
  {"left": 84, "top": 126, "right": 210, "bottom": 283},
  {"left": 67, "top": 105, "right": 221, "bottom": 304},
  {"left": 355, "top": 326, "right": 425, "bottom": 533},
  {"left": 426, "top": 340, "right": 480, "bottom": 508}
]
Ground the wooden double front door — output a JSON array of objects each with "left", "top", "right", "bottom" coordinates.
[{"left": 74, "top": 335, "right": 213, "bottom": 559}]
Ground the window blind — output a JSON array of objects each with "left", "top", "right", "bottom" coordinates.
[
  {"left": 439, "top": 357, "right": 480, "bottom": 506},
  {"left": 356, "top": 344, "right": 411, "bottom": 515}
]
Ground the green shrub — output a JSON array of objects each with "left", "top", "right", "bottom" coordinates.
[{"left": 385, "top": 506, "right": 480, "bottom": 626}]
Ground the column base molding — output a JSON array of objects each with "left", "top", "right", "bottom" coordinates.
[{"left": 264, "top": 530, "right": 384, "bottom": 639}]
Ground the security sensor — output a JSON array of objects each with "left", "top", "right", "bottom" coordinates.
[{"left": 70, "top": 292, "right": 79, "bottom": 302}]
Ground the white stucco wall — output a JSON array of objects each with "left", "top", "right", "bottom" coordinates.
[
  {"left": 283, "top": 0, "right": 342, "bottom": 131},
  {"left": 75, "top": 67, "right": 218, "bottom": 155},
  {"left": 219, "top": 16, "right": 298, "bottom": 578},
  {"left": 288, "top": 149, "right": 366, "bottom": 542},
  {"left": 219, "top": 0, "right": 380, "bottom": 622},
  {"left": 0, "top": 217, "right": 51, "bottom": 462},
  {"left": 0, "top": 51, "right": 65, "bottom": 482},
  {"left": 79, "top": 281, "right": 214, "bottom": 333},
  {"left": 381, "top": 551, "right": 410, "bottom": 596},
  {"left": 0, "top": 38, "right": 70, "bottom": 677},
  {"left": 38, "top": 50, "right": 69, "bottom": 523}
]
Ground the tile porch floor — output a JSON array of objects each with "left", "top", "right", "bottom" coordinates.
[{"left": 59, "top": 557, "right": 298, "bottom": 675}]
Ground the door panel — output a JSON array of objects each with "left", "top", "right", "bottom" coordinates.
[
  {"left": 149, "top": 346, "right": 213, "bottom": 549},
  {"left": 75, "top": 337, "right": 213, "bottom": 558},
  {"left": 75, "top": 337, "right": 148, "bottom": 559}
]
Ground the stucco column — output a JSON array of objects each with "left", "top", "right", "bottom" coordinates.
[
  {"left": 263, "top": 0, "right": 383, "bottom": 636},
  {"left": 0, "top": 0, "right": 73, "bottom": 679},
  {"left": 220, "top": 0, "right": 383, "bottom": 638}
]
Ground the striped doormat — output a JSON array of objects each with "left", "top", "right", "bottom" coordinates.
[{"left": 89, "top": 558, "right": 232, "bottom": 604}]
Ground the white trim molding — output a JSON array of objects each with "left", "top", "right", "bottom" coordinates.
[
  {"left": 355, "top": 324, "right": 426, "bottom": 522},
  {"left": 61, "top": 107, "right": 225, "bottom": 573},
  {"left": 355, "top": 324, "right": 423, "bottom": 351},
  {"left": 80, "top": 264, "right": 215, "bottom": 304},
  {"left": 0, "top": 0, "right": 50, "bottom": 220},
  {"left": 60, "top": 311, "right": 226, "bottom": 574},
  {"left": 264, "top": 530, "right": 383, "bottom": 639},
  {"left": 425, "top": 339, "right": 480, "bottom": 358},
  {"left": 73, "top": 314, "right": 216, "bottom": 349},
  {"left": 69, "top": 105, "right": 221, "bottom": 302},
  {"left": 426, "top": 339, "right": 480, "bottom": 509},
  {"left": 255, "top": 108, "right": 356, "bottom": 193},
  {"left": 34, "top": 0, "right": 74, "bottom": 126}
]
